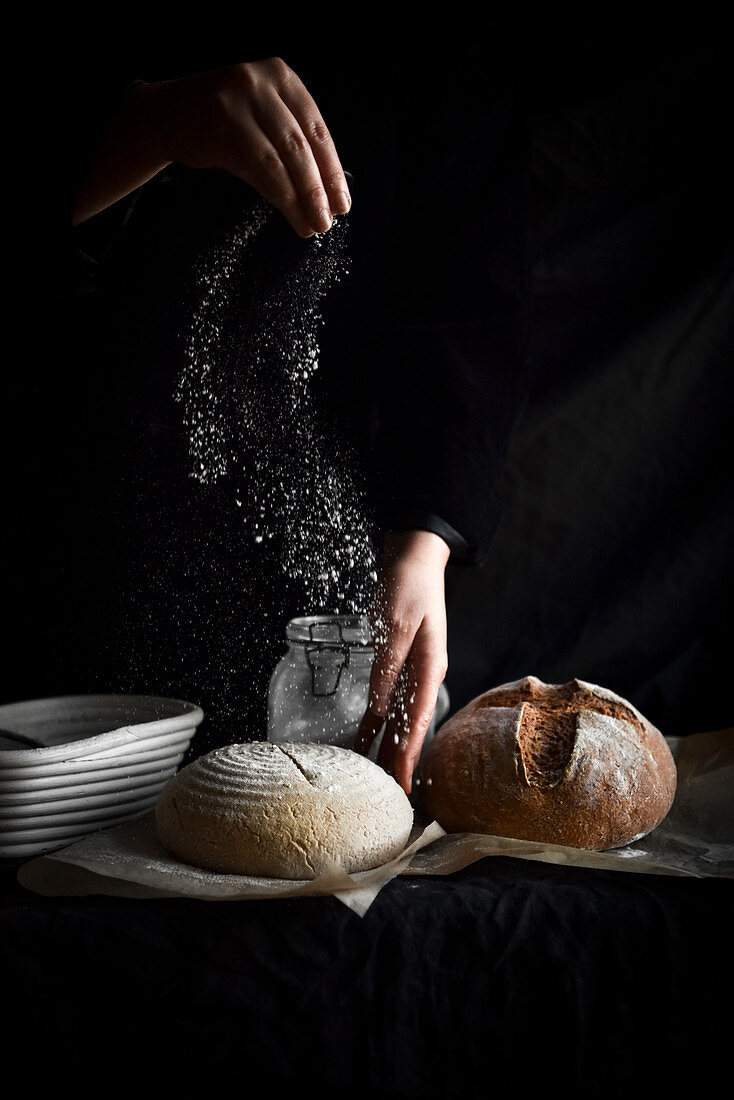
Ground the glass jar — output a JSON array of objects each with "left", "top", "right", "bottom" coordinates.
[{"left": 267, "top": 613, "right": 449, "bottom": 755}]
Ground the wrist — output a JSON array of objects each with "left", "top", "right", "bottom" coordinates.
[
  {"left": 125, "top": 81, "right": 176, "bottom": 167},
  {"left": 72, "top": 81, "right": 174, "bottom": 226},
  {"left": 383, "top": 528, "right": 451, "bottom": 570}
]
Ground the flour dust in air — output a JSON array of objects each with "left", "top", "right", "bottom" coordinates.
[{"left": 175, "top": 201, "right": 377, "bottom": 618}]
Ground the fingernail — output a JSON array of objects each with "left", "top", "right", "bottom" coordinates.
[
  {"left": 316, "top": 208, "right": 332, "bottom": 232},
  {"left": 334, "top": 191, "right": 351, "bottom": 215}
]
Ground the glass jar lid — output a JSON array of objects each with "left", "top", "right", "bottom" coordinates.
[{"left": 285, "top": 614, "right": 374, "bottom": 648}]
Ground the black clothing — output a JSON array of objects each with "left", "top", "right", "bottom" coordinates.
[{"left": 3, "top": 19, "right": 732, "bottom": 742}]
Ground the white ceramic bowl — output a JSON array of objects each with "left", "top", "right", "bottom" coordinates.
[{"left": 0, "top": 694, "right": 204, "bottom": 858}]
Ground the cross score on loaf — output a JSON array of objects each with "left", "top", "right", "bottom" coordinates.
[{"left": 155, "top": 741, "right": 414, "bottom": 879}]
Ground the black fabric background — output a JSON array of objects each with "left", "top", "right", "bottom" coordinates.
[
  {"left": 1, "top": 16, "right": 732, "bottom": 1096},
  {"left": 3, "top": 17, "right": 732, "bottom": 743}
]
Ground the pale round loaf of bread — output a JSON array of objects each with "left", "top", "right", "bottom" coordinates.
[
  {"left": 419, "top": 676, "right": 677, "bottom": 851},
  {"left": 155, "top": 741, "right": 414, "bottom": 878}
]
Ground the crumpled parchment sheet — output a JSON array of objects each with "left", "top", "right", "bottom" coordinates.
[{"left": 16, "top": 729, "right": 733, "bottom": 913}]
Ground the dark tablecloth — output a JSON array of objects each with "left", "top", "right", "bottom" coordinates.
[{"left": 2, "top": 852, "right": 731, "bottom": 1097}]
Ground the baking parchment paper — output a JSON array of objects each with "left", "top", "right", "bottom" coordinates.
[
  {"left": 16, "top": 728, "right": 733, "bottom": 913},
  {"left": 16, "top": 813, "right": 446, "bottom": 916},
  {"left": 406, "top": 728, "right": 734, "bottom": 880}
]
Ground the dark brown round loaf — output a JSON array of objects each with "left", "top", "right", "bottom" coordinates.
[{"left": 418, "top": 676, "right": 677, "bottom": 850}]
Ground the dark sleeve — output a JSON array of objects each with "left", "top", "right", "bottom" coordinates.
[{"left": 357, "top": 46, "right": 531, "bottom": 567}]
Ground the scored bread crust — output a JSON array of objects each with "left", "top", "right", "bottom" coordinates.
[
  {"left": 155, "top": 741, "right": 414, "bottom": 879},
  {"left": 419, "top": 676, "right": 677, "bottom": 850}
]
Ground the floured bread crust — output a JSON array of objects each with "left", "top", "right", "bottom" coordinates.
[
  {"left": 155, "top": 741, "right": 414, "bottom": 878},
  {"left": 419, "top": 676, "right": 677, "bottom": 851}
]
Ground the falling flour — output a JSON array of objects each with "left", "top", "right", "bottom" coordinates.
[{"left": 175, "top": 200, "right": 377, "bottom": 618}]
